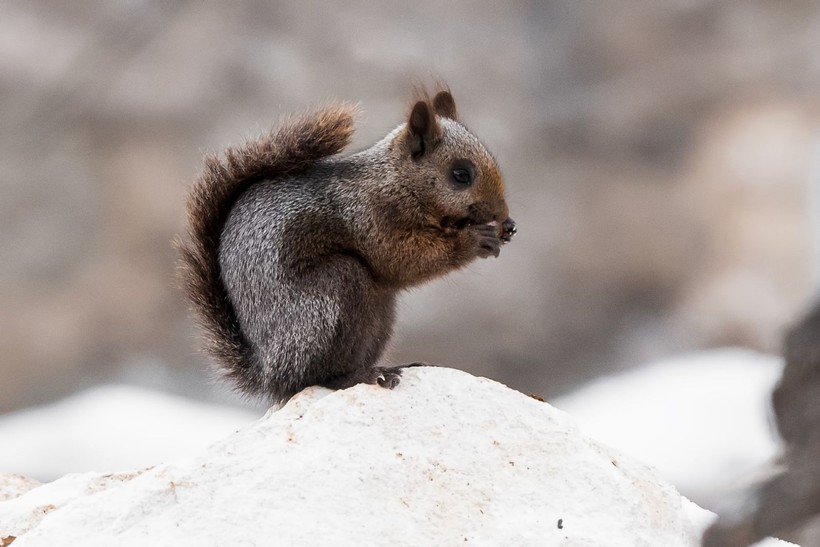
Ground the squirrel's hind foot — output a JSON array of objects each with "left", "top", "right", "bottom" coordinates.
[
  {"left": 375, "top": 362, "right": 435, "bottom": 388},
  {"left": 375, "top": 367, "right": 402, "bottom": 389},
  {"left": 374, "top": 362, "right": 431, "bottom": 388},
  {"left": 320, "top": 365, "right": 404, "bottom": 392},
  {"left": 322, "top": 363, "right": 431, "bottom": 393}
]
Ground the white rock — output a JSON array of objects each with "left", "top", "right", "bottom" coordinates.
[{"left": 0, "top": 367, "right": 789, "bottom": 546}]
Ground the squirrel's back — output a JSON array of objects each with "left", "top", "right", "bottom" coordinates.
[{"left": 177, "top": 104, "right": 359, "bottom": 396}]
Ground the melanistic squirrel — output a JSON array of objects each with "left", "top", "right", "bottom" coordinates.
[{"left": 178, "top": 90, "right": 516, "bottom": 404}]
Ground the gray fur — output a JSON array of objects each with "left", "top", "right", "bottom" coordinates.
[{"left": 219, "top": 158, "right": 398, "bottom": 401}]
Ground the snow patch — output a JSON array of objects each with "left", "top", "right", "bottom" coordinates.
[
  {"left": 554, "top": 348, "right": 783, "bottom": 503},
  {"left": 0, "top": 384, "right": 258, "bottom": 481}
]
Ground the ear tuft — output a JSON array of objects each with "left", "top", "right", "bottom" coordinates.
[
  {"left": 432, "top": 91, "right": 458, "bottom": 120},
  {"left": 407, "top": 100, "right": 439, "bottom": 158}
]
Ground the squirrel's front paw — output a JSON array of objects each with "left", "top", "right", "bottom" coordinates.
[{"left": 470, "top": 223, "right": 502, "bottom": 258}]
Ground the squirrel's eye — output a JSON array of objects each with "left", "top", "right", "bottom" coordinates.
[{"left": 452, "top": 168, "right": 473, "bottom": 185}]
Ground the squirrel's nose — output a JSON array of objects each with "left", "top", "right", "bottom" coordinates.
[{"left": 501, "top": 217, "right": 517, "bottom": 242}]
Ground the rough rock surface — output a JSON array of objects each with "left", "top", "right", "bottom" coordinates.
[{"left": 0, "top": 367, "right": 789, "bottom": 546}]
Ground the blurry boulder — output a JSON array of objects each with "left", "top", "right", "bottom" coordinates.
[{"left": 703, "top": 303, "right": 820, "bottom": 546}]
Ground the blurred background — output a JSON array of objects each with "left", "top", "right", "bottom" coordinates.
[{"left": 2, "top": 0, "right": 819, "bottom": 521}]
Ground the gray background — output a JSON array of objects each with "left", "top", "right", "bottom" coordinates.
[{"left": 1, "top": 0, "right": 818, "bottom": 412}]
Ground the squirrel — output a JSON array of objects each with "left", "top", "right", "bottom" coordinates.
[{"left": 178, "top": 89, "right": 516, "bottom": 404}]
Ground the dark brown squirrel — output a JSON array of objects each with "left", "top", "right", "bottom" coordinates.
[{"left": 178, "top": 90, "right": 516, "bottom": 404}]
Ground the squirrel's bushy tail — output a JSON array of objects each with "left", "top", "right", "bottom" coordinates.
[{"left": 177, "top": 104, "right": 359, "bottom": 396}]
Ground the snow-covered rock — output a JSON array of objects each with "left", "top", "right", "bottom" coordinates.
[{"left": 0, "top": 367, "right": 790, "bottom": 546}]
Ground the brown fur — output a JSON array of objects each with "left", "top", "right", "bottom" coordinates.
[{"left": 432, "top": 90, "right": 458, "bottom": 120}]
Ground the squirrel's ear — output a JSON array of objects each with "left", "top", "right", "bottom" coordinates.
[
  {"left": 432, "top": 91, "right": 458, "bottom": 120},
  {"left": 407, "top": 100, "right": 440, "bottom": 159}
]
